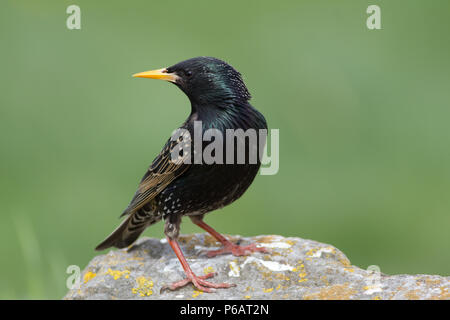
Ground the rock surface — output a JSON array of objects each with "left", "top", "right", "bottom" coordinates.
[{"left": 65, "top": 234, "right": 449, "bottom": 300}]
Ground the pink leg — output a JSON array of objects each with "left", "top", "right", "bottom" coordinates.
[
  {"left": 161, "top": 237, "right": 235, "bottom": 293},
  {"left": 193, "top": 220, "right": 269, "bottom": 257}
]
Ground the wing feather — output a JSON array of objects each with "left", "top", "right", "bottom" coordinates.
[{"left": 121, "top": 133, "right": 191, "bottom": 216}]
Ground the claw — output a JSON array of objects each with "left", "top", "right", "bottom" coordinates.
[
  {"left": 161, "top": 272, "right": 235, "bottom": 293},
  {"left": 206, "top": 243, "right": 270, "bottom": 257},
  {"left": 191, "top": 219, "right": 272, "bottom": 258}
]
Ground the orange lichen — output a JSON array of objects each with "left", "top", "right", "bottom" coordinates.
[
  {"left": 285, "top": 240, "right": 296, "bottom": 246},
  {"left": 203, "top": 234, "right": 219, "bottom": 247},
  {"left": 83, "top": 271, "right": 97, "bottom": 283},
  {"left": 178, "top": 234, "right": 197, "bottom": 244},
  {"left": 192, "top": 290, "right": 203, "bottom": 298},
  {"left": 404, "top": 289, "right": 420, "bottom": 300},
  {"left": 131, "top": 276, "right": 154, "bottom": 297},
  {"left": 106, "top": 268, "right": 130, "bottom": 280},
  {"left": 432, "top": 286, "right": 449, "bottom": 300},
  {"left": 274, "top": 273, "right": 290, "bottom": 281},
  {"left": 338, "top": 255, "right": 352, "bottom": 267},
  {"left": 303, "top": 283, "right": 357, "bottom": 300},
  {"left": 203, "top": 266, "right": 215, "bottom": 275}
]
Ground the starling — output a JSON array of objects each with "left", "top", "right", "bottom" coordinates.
[{"left": 96, "top": 57, "right": 268, "bottom": 292}]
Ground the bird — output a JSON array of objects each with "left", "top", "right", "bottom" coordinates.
[{"left": 95, "top": 57, "right": 268, "bottom": 292}]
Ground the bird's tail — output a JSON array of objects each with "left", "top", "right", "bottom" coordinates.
[{"left": 95, "top": 210, "right": 160, "bottom": 251}]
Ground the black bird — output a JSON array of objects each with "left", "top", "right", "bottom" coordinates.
[{"left": 96, "top": 57, "right": 268, "bottom": 292}]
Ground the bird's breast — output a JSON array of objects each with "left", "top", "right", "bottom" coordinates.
[{"left": 154, "top": 104, "right": 266, "bottom": 217}]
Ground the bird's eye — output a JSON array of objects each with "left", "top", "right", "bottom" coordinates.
[{"left": 185, "top": 70, "right": 193, "bottom": 78}]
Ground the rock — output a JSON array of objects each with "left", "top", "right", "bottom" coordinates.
[{"left": 64, "top": 234, "right": 449, "bottom": 300}]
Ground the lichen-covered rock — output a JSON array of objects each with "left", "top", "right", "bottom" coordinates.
[{"left": 64, "top": 234, "right": 449, "bottom": 300}]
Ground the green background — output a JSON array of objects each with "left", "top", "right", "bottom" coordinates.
[{"left": 1, "top": 0, "right": 449, "bottom": 299}]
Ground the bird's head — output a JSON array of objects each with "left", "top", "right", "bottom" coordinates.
[{"left": 133, "top": 57, "right": 251, "bottom": 108}]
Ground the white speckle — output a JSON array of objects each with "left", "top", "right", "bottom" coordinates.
[
  {"left": 364, "top": 284, "right": 383, "bottom": 295},
  {"left": 160, "top": 238, "right": 167, "bottom": 244},
  {"left": 175, "top": 294, "right": 184, "bottom": 298},
  {"left": 258, "top": 242, "right": 292, "bottom": 249},
  {"left": 311, "top": 247, "right": 335, "bottom": 258},
  {"left": 241, "top": 257, "right": 294, "bottom": 272},
  {"left": 163, "top": 266, "right": 172, "bottom": 272}
]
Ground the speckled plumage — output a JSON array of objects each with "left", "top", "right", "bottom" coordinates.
[
  {"left": 96, "top": 57, "right": 267, "bottom": 252},
  {"left": 95, "top": 58, "right": 268, "bottom": 292}
]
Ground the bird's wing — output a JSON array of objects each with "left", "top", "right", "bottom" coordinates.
[{"left": 121, "top": 132, "right": 191, "bottom": 216}]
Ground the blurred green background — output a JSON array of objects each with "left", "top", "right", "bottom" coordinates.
[{"left": 1, "top": 0, "right": 449, "bottom": 299}]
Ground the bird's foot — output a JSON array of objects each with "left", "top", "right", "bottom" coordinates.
[
  {"left": 206, "top": 242, "right": 270, "bottom": 257},
  {"left": 160, "top": 272, "right": 235, "bottom": 293}
]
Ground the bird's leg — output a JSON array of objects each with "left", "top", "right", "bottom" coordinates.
[
  {"left": 191, "top": 217, "right": 269, "bottom": 257},
  {"left": 161, "top": 237, "right": 235, "bottom": 293},
  {"left": 162, "top": 214, "right": 233, "bottom": 292}
]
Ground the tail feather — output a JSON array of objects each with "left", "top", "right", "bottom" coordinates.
[{"left": 95, "top": 210, "right": 159, "bottom": 251}]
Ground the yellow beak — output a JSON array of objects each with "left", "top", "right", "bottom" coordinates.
[{"left": 132, "top": 68, "right": 179, "bottom": 82}]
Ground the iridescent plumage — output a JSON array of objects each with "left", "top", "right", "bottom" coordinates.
[{"left": 96, "top": 57, "right": 268, "bottom": 292}]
